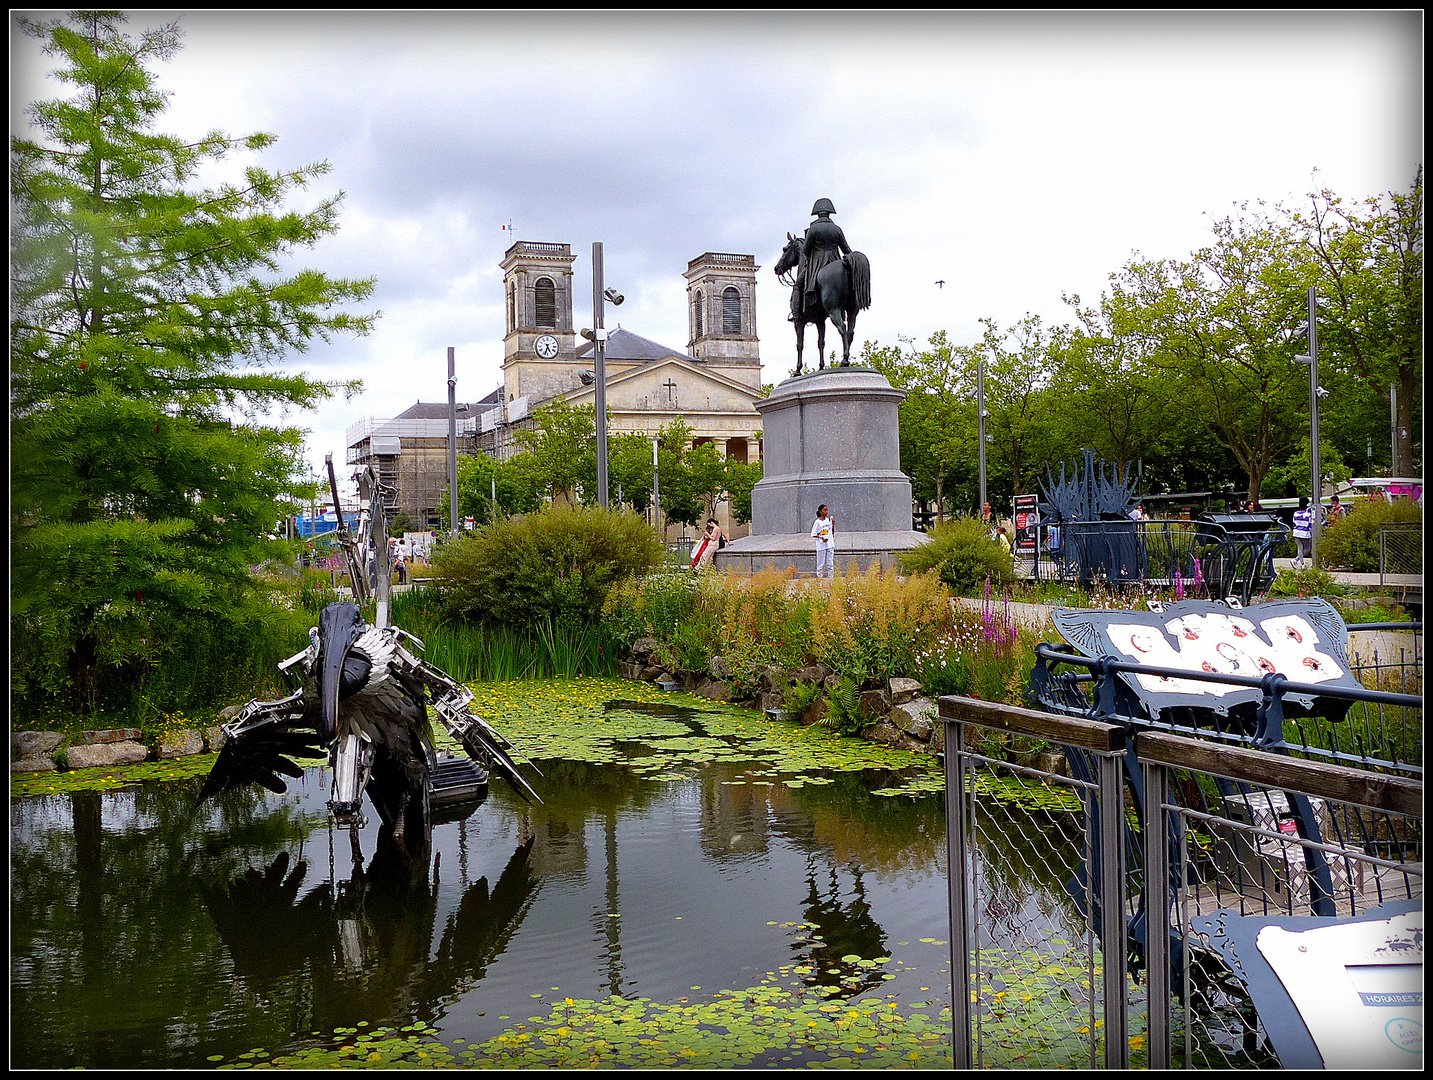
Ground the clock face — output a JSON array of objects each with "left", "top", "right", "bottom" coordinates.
[{"left": 535, "top": 335, "right": 559, "bottom": 359}]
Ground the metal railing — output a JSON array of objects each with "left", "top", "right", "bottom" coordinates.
[
  {"left": 940, "top": 692, "right": 1424, "bottom": 1069},
  {"left": 1380, "top": 521, "right": 1424, "bottom": 580}
]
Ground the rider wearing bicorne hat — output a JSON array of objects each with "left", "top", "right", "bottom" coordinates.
[{"left": 799, "top": 198, "right": 851, "bottom": 317}]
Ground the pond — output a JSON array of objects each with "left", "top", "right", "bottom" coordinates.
[{"left": 10, "top": 679, "right": 1091, "bottom": 1069}]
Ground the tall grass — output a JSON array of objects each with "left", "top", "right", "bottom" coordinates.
[{"left": 390, "top": 589, "right": 615, "bottom": 682}]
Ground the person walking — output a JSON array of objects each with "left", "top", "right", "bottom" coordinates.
[
  {"left": 811, "top": 504, "right": 835, "bottom": 579},
  {"left": 1292, "top": 496, "right": 1314, "bottom": 568}
]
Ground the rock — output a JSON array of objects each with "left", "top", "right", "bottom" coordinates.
[
  {"left": 927, "top": 722, "right": 945, "bottom": 755},
  {"left": 1034, "top": 752, "right": 1069, "bottom": 778},
  {"left": 861, "top": 721, "right": 904, "bottom": 746},
  {"left": 757, "top": 666, "right": 789, "bottom": 692},
  {"left": 792, "top": 663, "right": 831, "bottom": 685},
  {"left": 13, "top": 731, "right": 64, "bottom": 759},
  {"left": 695, "top": 678, "right": 733, "bottom": 702},
  {"left": 631, "top": 636, "right": 658, "bottom": 658},
  {"left": 896, "top": 733, "right": 933, "bottom": 755},
  {"left": 157, "top": 729, "right": 205, "bottom": 759},
  {"left": 65, "top": 741, "right": 149, "bottom": 769},
  {"left": 11, "top": 756, "right": 57, "bottom": 773},
  {"left": 640, "top": 665, "right": 665, "bottom": 682},
  {"left": 888, "top": 677, "right": 921, "bottom": 706},
  {"left": 74, "top": 728, "right": 142, "bottom": 746},
  {"left": 202, "top": 726, "right": 228, "bottom": 753},
  {"left": 707, "top": 655, "right": 731, "bottom": 680},
  {"left": 218, "top": 704, "right": 245, "bottom": 722},
  {"left": 858, "top": 689, "right": 891, "bottom": 719},
  {"left": 617, "top": 660, "right": 643, "bottom": 679},
  {"left": 758, "top": 691, "right": 786, "bottom": 714},
  {"left": 822, "top": 673, "right": 841, "bottom": 692},
  {"left": 889, "top": 697, "right": 937, "bottom": 741},
  {"left": 801, "top": 699, "right": 828, "bottom": 726},
  {"left": 679, "top": 671, "right": 700, "bottom": 693}
]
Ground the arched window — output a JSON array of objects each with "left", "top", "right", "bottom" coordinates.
[
  {"left": 722, "top": 287, "right": 741, "bottom": 334},
  {"left": 507, "top": 283, "right": 515, "bottom": 333},
  {"left": 693, "top": 290, "right": 704, "bottom": 338},
  {"left": 534, "top": 277, "right": 556, "bottom": 329}
]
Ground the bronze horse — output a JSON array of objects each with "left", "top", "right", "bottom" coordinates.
[{"left": 775, "top": 233, "right": 871, "bottom": 373}]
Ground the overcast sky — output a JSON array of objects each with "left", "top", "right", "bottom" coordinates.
[{"left": 11, "top": 11, "right": 1423, "bottom": 480}]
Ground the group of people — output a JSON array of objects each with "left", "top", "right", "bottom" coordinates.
[
  {"left": 689, "top": 504, "right": 840, "bottom": 579},
  {"left": 1290, "top": 495, "right": 1349, "bottom": 567}
]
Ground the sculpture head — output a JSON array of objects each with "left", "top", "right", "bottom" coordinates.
[
  {"left": 811, "top": 198, "right": 836, "bottom": 217},
  {"left": 317, "top": 601, "right": 367, "bottom": 740}
]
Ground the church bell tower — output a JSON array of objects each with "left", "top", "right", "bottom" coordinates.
[
  {"left": 684, "top": 252, "right": 761, "bottom": 389},
  {"left": 501, "top": 241, "right": 578, "bottom": 402}
]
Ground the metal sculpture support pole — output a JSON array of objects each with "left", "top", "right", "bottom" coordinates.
[
  {"left": 652, "top": 437, "right": 660, "bottom": 530},
  {"left": 593, "top": 243, "right": 610, "bottom": 508},
  {"left": 448, "top": 346, "right": 459, "bottom": 538}
]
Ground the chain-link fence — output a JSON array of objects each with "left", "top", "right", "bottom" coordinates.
[
  {"left": 1140, "top": 733, "right": 1422, "bottom": 1068},
  {"left": 940, "top": 647, "right": 1423, "bottom": 1069},
  {"left": 1380, "top": 522, "right": 1424, "bottom": 579}
]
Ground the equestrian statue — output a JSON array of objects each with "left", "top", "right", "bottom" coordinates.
[{"left": 774, "top": 198, "right": 872, "bottom": 373}]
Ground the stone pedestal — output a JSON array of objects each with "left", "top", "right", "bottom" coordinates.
[{"left": 714, "top": 367, "right": 925, "bottom": 573}]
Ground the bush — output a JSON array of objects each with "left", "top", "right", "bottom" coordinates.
[
  {"left": 1318, "top": 498, "right": 1422, "bottom": 572},
  {"left": 897, "top": 516, "right": 1016, "bottom": 595},
  {"left": 433, "top": 504, "right": 664, "bottom": 629},
  {"left": 1266, "top": 565, "right": 1344, "bottom": 600}
]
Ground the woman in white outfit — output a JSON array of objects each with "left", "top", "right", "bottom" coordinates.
[{"left": 811, "top": 504, "right": 835, "bottom": 579}]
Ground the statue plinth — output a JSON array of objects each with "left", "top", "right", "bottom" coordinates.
[{"left": 714, "top": 366, "right": 926, "bottom": 573}]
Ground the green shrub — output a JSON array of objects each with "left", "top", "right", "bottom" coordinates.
[
  {"left": 821, "top": 675, "right": 863, "bottom": 735},
  {"left": 1266, "top": 565, "right": 1344, "bottom": 599},
  {"left": 1318, "top": 498, "right": 1422, "bottom": 572},
  {"left": 897, "top": 516, "right": 1016, "bottom": 595},
  {"left": 433, "top": 504, "right": 663, "bottom": 629},
  {"left": 783, "top": 680, "right": 822, "bottom": 723}
]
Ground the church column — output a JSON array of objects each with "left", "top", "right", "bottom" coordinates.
[{"left": 712, "top": 438, "right": 729, "bottom": 460}]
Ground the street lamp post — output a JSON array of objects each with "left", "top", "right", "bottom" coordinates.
[
  {"left": 589, "top": 242, "right": 624, "bottom": 509},
  {"left": 976, "top": 354, "right": 989, "bottom": 516},
  {"left": 447, "top": 345, "right": 459, "bottom": 538},
  {"left": 1294, "top": 286, "right": 1325, "bottom": 564}
]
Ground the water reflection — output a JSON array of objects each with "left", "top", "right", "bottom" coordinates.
[{"left": 12, "top": 703, "right": 1094, "bottom": 1070}]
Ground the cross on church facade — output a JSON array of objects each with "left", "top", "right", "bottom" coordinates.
[{"left": 663, "top": 378, "right": 677, "bottom": 404}]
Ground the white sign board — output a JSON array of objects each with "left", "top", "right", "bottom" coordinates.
[{"left": 1258, "top": 910, "right": 1423, "bottom": 1068}]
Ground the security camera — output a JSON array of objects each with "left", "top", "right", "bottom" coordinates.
[
  {"left": 604, "top": 288, "right": 624, "bottom": 306},
  {"left": 1315, "top": 386, "right": 1330, "bottom": 400}
]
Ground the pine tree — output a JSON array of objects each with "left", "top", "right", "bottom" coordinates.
[{"left": 11, "top": 11, "right": 377, "bottom": 711}]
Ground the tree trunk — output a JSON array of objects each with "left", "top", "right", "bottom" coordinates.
[{"left": 1395, "top": 366, "right": 1417, "bottom": 477}]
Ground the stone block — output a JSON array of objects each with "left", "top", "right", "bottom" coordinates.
[
  {"left": 202, "top": 726, "right": 228, "bottom": 753},
  {"left": 888, "top": 677, "right": 921, "bottom": 706},
  {"left": 66, "top": 741, "right": 149, "bottom": 769},
  {"left": 640, "top": 665, "right": 665, "bottom": 682},
  {"left": 631, "top": 636, "right": 658, "bottom": 658},
  {"left": 858, "top": 689, "right": 891, "bottom": 719},
  {"left": 679, "top": 671, "right": 700, "bottom": 693},
  {"left": 801, "top": 699, "right": 828, "bottom": 726},
  {"left": 158, "top": 729, "right": 205, "bottom": 759},
  {"left": 12, "top": 756, "right": 57, "bottom": 773},
  {"left": 792, "top": 663, "right": 831, "bottom": 685},
  {"left": 889, "top": 697, "right": 936, "bottom": 741},
  {"left": 695, "top": 678, "right": 733, "bottom": 702},
  {"left": 13, "top": 731, "right": 64, "bottom": 759},
  {"left": 757, "top": 665, "right": 789, "bottom": 692},
  {"left": 74, "top": 728, "right": 142, "bottom": 746}
]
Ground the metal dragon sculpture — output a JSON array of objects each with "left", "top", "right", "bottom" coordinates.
[{"left": 198, "top": 455, "right": 539, "bottom": 847}]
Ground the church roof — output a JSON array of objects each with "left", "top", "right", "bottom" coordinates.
[
  {"left": 574, "top": 326, "right": 701, "bottom": 364},
  {"left": 394, "top": 400, "right": 484, "bottom": 420}
]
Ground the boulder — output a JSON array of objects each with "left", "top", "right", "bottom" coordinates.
[
  {"left": 695, "top": 678, "right": 733, "bottom": 702},
  {"left": 822, "top": 673, "right": 841, "bottom": 692},
  {"left": 897, "top": 733, "right": 934, "bottom": 755},
  {"left": 888, "top": 677, "right": 921, "bottom": 706},
  {"left": 202, "top": 726, "right": 228, "bottom": 753},
  {"left": 157, "top": 729, "right": 205, "bottom": 759},
  {"left": 861, "top": 721, "right": 904, "bottom": 747},
  {"left": 631, "top": 637, "right": 658, "bottom": 659},
  {"left": 679, "top": 671, "right": 700, "bottom": 693},
  {"left": 66, "top": 741, "right": 148, "bottom": 769},
  {"left": 801, "top": 698, "right": 828, "bottom": 726},
  {"left": 218, "top": 704, "right": 245, "bottom": 722},
  {"left": 757, "top": 666, "right": 789, "bottom": 692},
  {"left": 792, "top": 663, "right": 831, "bottom": 686},
  {"left": 927, "top": 722, "right": 945, "bottom": 755},
  {"left": 640, "top": 665, "right": 666, "bottom": 682},
  {"left": 13, "top": 731, "right": 64, "bottom": 759},
  {"left": 74, "top": 728, "right": 142, "bottom": 746},
  {"left": 889, "top": 697, "right": 937, "bottom": 741},
  {"left": 12, "top": 756, "right": 57, "bottom": 773},
  {"left": 858, "top": 689, "right": 891, "bottom": 719},
  {"left": 707, "top": 655, "right": 731, "bottom": 680}
]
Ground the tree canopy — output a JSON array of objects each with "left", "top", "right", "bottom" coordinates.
[{"left": 11, "top": 11, "right": 376, "bottom": 709}]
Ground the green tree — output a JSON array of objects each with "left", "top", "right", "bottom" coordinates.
[
  {"left": 514, "top": 397, "right": 596, "bottom": 502},
  {"left": 653, "top": 418, "right": 704, "bottom": 529},
  {"left": 1101, "top": 205, "right": 1314, "bottom": 503},
  {"left": 10, "top": 12, "right": 375, "bottom": 710},
  {"left": 976, "top": 314, "right": 1061, "bottom": 500},
  {"left": 1293, "top": 169, "right": 1423, "bottom": 478},
  {"left": 724, "top": 456, "right": 763, "bottom": 526},
  {"left": 609, "top": 431, "right": 657, "bottom": 515}
]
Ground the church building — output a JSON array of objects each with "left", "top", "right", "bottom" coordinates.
[{"left": 348, "top": 242, "right": 767, "bottom": 536}]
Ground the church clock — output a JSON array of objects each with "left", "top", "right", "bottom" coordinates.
[{"left": 535, "top": 334, "right": 559, "bottom": 359}]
